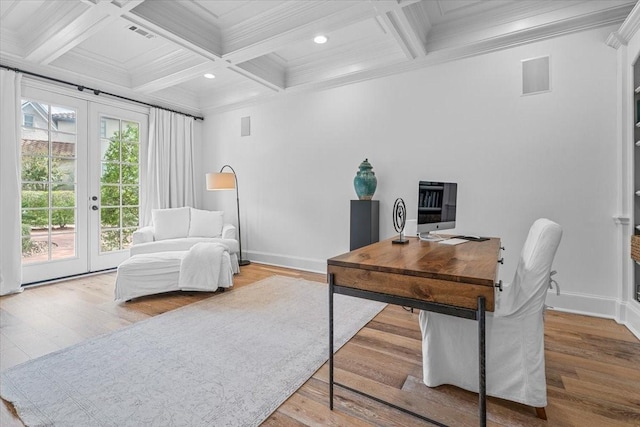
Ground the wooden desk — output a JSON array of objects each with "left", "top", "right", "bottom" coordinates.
[{"left": 327, "top": 236, "right": 502, "bottom": 427}]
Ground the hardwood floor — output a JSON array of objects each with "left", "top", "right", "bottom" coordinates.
[{"left": 1, "top": 264, "right": 639, "bottom": 426}]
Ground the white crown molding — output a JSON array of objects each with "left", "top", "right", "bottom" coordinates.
[
  {"left": 609, "top": 1, "right": 640, "bottom": 47},
  {"left": 606, "top": 31, "right": 625, "bottom": 49},
  {"left": 428, "top": 2, "right": 634, "bottom": 52}
]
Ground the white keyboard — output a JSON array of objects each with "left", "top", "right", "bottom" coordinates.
[{"left": 439, "top": 238, "right": 468, "bottom": 245}]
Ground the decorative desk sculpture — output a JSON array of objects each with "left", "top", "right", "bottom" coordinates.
[
  {"left": 353, "top": 158, "right": 377, "bottom": 200},
  {"left": 392, "top": 198, "right": 409, "bottom": 244}
]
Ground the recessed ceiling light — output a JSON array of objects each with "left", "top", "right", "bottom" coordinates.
[
  {"left": 314, "top": 35, "right": 328, "bottom": 44},
  {"left": 204, "top": 73, "right": 216, "bottom": 79}
]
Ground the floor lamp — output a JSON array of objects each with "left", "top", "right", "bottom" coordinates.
[{"left": 206, "top": 165, "right": 250, "bottom": 266}]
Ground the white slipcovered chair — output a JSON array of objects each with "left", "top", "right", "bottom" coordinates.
[{"left": 418, "top": 218, "right": 562, "bottom": 419}]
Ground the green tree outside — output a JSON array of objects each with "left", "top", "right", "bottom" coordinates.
[{"left": 100, "top": 123, "right": 139, "bottom": 251}]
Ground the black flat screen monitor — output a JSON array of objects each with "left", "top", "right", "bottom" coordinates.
[{"left": 417, "top": 181, "right": 457, "bottom": 236}]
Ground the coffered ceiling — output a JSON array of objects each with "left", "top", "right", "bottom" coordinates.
[{"left": 0, "top": 0, "right": 635, "bottom": 116}]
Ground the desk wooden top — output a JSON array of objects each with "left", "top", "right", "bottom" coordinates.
[{"left": 327, "top": 236, "right": 501, "bottom": 311}]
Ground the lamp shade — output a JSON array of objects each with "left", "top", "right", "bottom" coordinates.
[{"left": 206, "top": 172, "right": 235, "bottom": 190}]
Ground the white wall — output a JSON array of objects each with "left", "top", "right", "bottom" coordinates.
[{"left": 200, "top": 26, "right": 619, "bottom": 315}]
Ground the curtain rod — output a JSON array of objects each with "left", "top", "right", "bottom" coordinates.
[{"left": 0, "top": 63, "right": 204, "bottom": 121}]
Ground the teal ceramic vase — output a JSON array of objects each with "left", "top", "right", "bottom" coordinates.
[{"left": 353, "top": 158, "right": 377, "bottom": 200}]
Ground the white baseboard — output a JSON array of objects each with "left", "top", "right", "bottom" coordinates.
[
  {"left": 245, "top": 250, "right": 326, "bottom": 275},
  {"left": 546, "top": 290, "right": 640, "bottom": 340},
  {"left": 245, "top": 251, "right": 640, "bottom": 340},
  {"left": 617, "top": 299, "right": 640, "bottom": 339},
  {"left": 544, "top": 290, "right": 618, "bottom": 319}
]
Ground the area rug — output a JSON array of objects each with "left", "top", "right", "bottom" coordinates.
[{"left": 0, "top": 275, "right": 386, "bottom": 426}]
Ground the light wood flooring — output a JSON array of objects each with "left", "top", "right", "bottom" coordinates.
[{"left": 1, "top": 264, "right": 639, "bottom": 426}]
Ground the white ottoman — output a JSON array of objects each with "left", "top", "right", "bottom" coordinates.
[{"left": 115, "top": 250, "right": 233, "bottom": 301}]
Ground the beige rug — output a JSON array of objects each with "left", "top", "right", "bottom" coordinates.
[{"left": 1, "top": 275, "right": 385, "bottom": 426}]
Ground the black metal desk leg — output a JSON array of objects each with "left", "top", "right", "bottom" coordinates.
[
  {"left": 329, "top": 273, "right": 335, "bottom": 410},
  {"left": 477, "top": 296, "right": 486, "bottom": 427}
]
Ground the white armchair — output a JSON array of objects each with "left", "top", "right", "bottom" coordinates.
[
  {"left": 418, "top": 218, "right": 562, "bottom": 418},
  {"left": 130, "top": 207, "right": 241, "bottom": 274}
]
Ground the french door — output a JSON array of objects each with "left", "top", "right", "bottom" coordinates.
[
  {"left": 20, "top": 86, "right": 147, "bottom": 283},
  {"left": 89, "top": 104, "right": 147, "bottom": 271}
]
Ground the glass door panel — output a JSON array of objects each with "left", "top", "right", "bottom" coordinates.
[
  {"left": 89, "top": 105, "right": 146, "bottom": 271},
  {"left": 20, "top": 89, "right": 88, "bottom": 283}
]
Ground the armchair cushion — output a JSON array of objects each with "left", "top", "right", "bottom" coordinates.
[
  {"left": 188, "top": 208, "right": 224, "bottom": 238},
  {"left": 132, "top": 226, "right": 154, "bottom": 245},
  {"left": 152, "top": 207, "right": 190, "bottom": 240}
]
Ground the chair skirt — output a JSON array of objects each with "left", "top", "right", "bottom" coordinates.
[{"left": 419, "top": 309, "right": 547, "bottom": 407}]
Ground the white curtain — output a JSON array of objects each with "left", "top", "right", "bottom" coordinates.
[
  {"left": 142, "top": 108, "right": 196, "bottom": 225},
  {"left": 0, "top": 69, "right": 23, "bottom": 296}
]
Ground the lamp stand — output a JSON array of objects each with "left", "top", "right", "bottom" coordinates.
[{"left": 220, "top": 165, "right": 251, "bottom": 266}]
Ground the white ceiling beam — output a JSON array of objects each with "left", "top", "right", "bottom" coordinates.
[
  {"left": 25, "top": 0, "right": 144, "bottom": 65},
  {"left": 132, "top": 59, "right": 217, "bottom": 94},
  {"left": 234, "top": 56, "right": 286, "bottom": 91},
  {"left": 228, "top": 65, "right": 284, "bottom": 93},
  {"left": 377, "top": 9, "right": 427, "bottom": 60},
  {"left": 222, "top": 1, "right": 383, "bottom": 64}
]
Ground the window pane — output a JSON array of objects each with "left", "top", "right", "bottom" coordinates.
[
  {"left": 21, "top": 186, "right": 48, "bottom": 207},
  {"left": 122, "top": 207, "right": 138, "bottom": 228},
  {"left": 21, "top": 223, "right": 32, "bottom": 239},
  {"left": 21, "top": 101, "right": 49, "bottom": 130},
  {"left": 101, "top": 162, "right": 120, "bottom": 183},
  {"left": 22, "top": 232, "right": 49, "bottom": 263},
  {"left": 51, "top": 208, "right": 75, "bottom": 229},
  {"left": 122, "top": 186, "right": 138, "bottom": 205},
  {"left": 101, "top": 207, "right": 120, "bottom": 228},
  {"left": 52, "top": 181, "right": 75, "bottom": 191},
  {"left": 122, "top": 228, "right": 134, "bottom": 249},
  {"left": 52, "top": 190, "right": 75, "bottom": 208},
  {"left": 51, "top": 232, "right": 76, "bottom": 260},
  {"left": 122, "top": 121, "right": 139, "bottom": 143},
  {"left": 121, "top": 164, "right": 138, "bottom": 184},
  {"left": 101, "top": 230, "right": 120, "bottom": 252},
  {"left": 22, "top": 138, "right": 49, "bottom": 156},
  {"left": 101, "top": 185, "right": 120, "bottom": 206},
  {"left": 101, "top": 117, "right": 120, "bottom": 141},
  {"left": 51, "top": 137, "right": 76, "bottom": 159},
  {"left": 21, "top": 208, "right": 49, "bottom": 229},
  {"left": 51, "top": 106, "right": 76, "bottom": 133},
  {"left": 21, "top": 156, "right": 49, "bottom": 183},
  {"left": 122, "top": 142, "right": 138, "bottom": 163},
  {"left": 101, "top": 138, "right": 120, "bottom": 162}
]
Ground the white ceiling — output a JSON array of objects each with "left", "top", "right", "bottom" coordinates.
[{"left": 0, "top": 0, "right": 635, "bottom": 116}]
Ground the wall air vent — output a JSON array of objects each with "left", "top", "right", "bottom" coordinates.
[{"left": 127, "top": 25, "right": 155, "bottom": 39}]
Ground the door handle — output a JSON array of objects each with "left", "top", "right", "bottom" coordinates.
[{"left": 91, "top": 205, "right": 98, "bottom": 211}]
